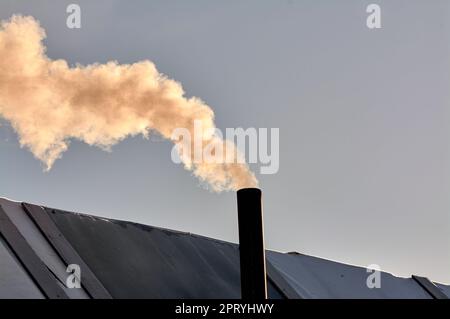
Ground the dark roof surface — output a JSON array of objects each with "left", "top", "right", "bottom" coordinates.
[{"left": 0, "top": 197, "right": 448, "bottom": 299}]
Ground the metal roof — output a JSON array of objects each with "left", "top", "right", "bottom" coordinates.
[{"left": 0, "top": 197, "right": 448, "bottom": 299}]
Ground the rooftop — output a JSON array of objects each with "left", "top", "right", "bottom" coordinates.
[{"left": 0, "top": 197, "right": 448, "bottom": 299}]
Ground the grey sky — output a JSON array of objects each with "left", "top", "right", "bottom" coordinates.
[{"left": 1, "top": 0, "right": 449, "bottom": 283}]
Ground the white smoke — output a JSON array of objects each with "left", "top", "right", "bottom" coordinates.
[{"left": 0, "top": 15, "right": 258, "bottom": 191}]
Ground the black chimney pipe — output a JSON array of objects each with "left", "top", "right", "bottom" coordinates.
[{"left": 236, "top": 188, "right": 267, "bottom": 300}]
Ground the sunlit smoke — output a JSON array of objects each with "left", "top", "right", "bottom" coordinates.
[{"left": 0, "top": 15, "right": 258, "bottom": 191}]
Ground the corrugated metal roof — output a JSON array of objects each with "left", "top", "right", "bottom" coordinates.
[{"left": 0, "top": 197, "right": 448, "bottom": 299}]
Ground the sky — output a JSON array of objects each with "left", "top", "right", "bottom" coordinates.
[{"left": 1, "top": 0, "right": 449, "bottom": 284}]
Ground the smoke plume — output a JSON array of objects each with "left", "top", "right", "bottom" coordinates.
[{"left": 0, "top": 15, "right": 258, "bottom": 191}]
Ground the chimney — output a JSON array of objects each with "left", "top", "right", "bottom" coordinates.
[{"left": 236, "top": 188, "right": 267, "bottom": 300}]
